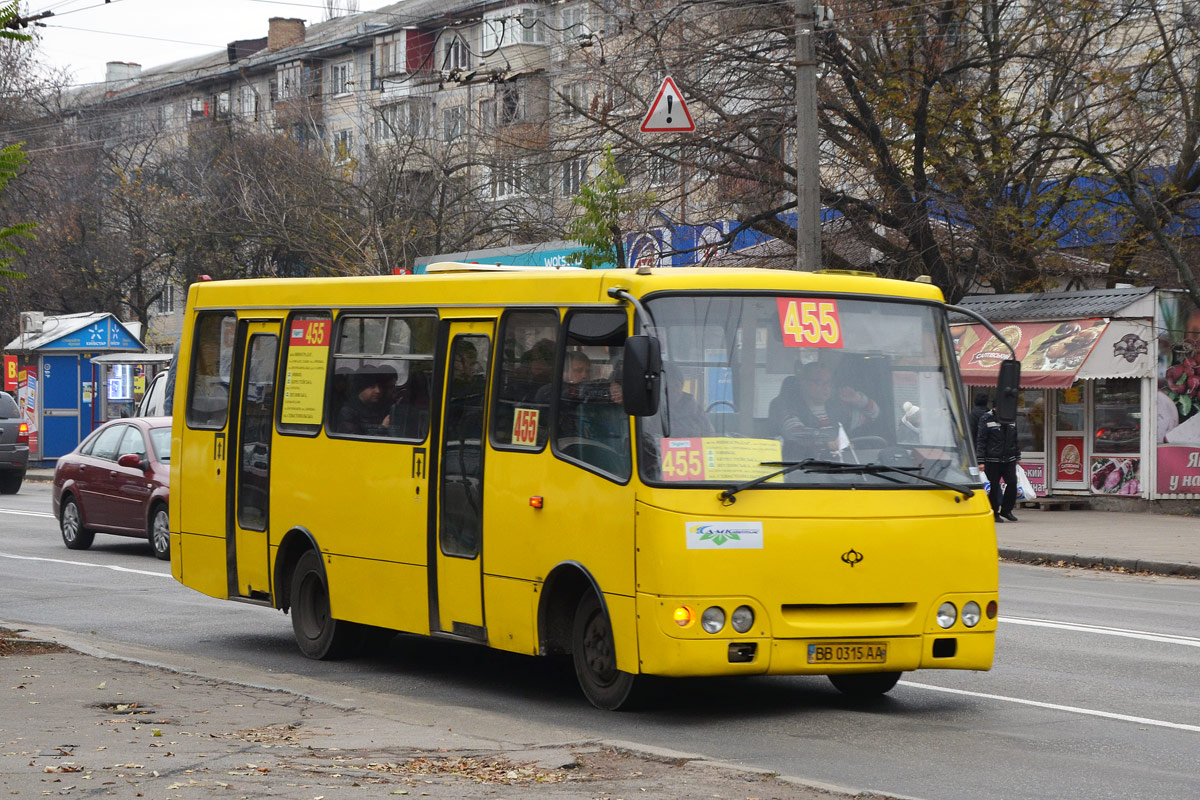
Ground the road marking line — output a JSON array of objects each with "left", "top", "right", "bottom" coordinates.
[
  {"left": 899, "top": 681, "right": 1200, "bottom": 732},
  {"left": 0, "top": 509, "right": 55, "bottom": 519},
  {"left": 0, "top": 552, "right": 168, "bottom": 578},
  {"left": 1001, "top": 615, "right": 1200, "bottom": 647}
]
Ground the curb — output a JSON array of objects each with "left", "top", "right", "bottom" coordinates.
[{"left": 998, "top": 548, "right": 1200, "bottom": 578}]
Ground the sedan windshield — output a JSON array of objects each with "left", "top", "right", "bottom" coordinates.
[
  {"left": 149, "top": 427, "right": 171, "bottom": 462},
  {"left": 638, "top": 294, "right": 978, "bottom": 490}
]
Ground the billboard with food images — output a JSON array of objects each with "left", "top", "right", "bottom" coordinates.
[
  {"left": 1156, "top": 294, "right": 1200, "bottom": 495},
  {"left": 953, "top": 319, "right": 1108, "bottom": 387}
]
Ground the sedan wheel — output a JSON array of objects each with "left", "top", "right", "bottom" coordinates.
[
  {"left": 149, "top": 505, "right": 170, "bottom": 560},
  {"left": 60, "top": 497, "right": 95, "bottom": 551}
]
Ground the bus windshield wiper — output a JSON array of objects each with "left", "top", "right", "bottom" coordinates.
[{"left": 718, "top": 459, "right": 973, "bottom": 505}]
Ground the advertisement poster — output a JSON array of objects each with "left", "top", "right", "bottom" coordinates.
[
  {"left": 1018, "top": 460, "right": 1046, "bottom": 497},
  {"left": 953, "top": 319, "right": 1107, "bottom": 387},
  {"left": 1155, "top": 293, "right": 1200, "bottom": 495},
  {"left": 3, "top": 355, "right": 15, "bottom": 392},
  {"left": 1090, "top": 456, "right": 1140, "bottom": 495},
  {"left": 18, "top": 369, "right": 38, "bottom": 456},
  {"left": 1055, "top": 436, "right": 1085, "bottom": 482},
  {"left": 1156, "top": 445, "right": 1200, "bottom": 494}
]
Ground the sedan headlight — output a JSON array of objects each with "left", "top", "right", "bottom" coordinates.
[
  {"left": 701, "top": 606, "right": 726, "bottom": 634},
  {"left": 936, "top": 602, "right": 957, "bottom": 629},
  {"left": 962, "top": 601, "right": 981, "bottom": 628}
]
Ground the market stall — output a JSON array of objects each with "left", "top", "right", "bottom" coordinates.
[{"left": 949, "top": 287, "right": 1199, "bottom": 502}]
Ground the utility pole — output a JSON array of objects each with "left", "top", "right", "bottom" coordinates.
[{"left": 795, "top": 0, "right": 821, "bottom": 271}]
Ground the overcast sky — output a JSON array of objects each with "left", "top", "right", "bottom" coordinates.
[{"left": 28, "top": 0, "right": 334, "bottom": 87}]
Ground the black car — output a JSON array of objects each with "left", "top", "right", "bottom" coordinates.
[{"left": 0, "top": 390, "right": 30, "bottom": 494}]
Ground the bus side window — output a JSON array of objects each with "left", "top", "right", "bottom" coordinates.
[
  {"left": 491, "top": 310, "right": 559, "bottom": 450},
  {"left": 552, "top": 310, "right": 631, "bottom": 479},
  {"left": 186, "top": 313, "right": 235, "bottom": 429}
]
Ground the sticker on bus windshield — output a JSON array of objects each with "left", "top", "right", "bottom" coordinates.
[
  {"left": 281, "top": 319, "right": 332, "bottom": 425},
  {"left": 659, "top": 437, "right": 783, "bottom": 482},
  {"left": 511, "top": 407, "right": 540, "bottom": 446},
  {"left": 777, "top": 298, "right": 844, "bottom": 348},
  {"left": 686, "top": 521, "right": 764, "bottom": 549}
]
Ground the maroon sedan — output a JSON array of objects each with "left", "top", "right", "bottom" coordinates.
[{"left": 52, "top": 416, "right": 172, "bottom": 560}]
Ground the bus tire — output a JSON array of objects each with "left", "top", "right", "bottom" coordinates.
[
  {"left": 828, "top": 671, "right": 902, "bottom": 698},
  {"left": 290, "top": 550, "right": 358, "bottom": 660},
  {"left": 572, "top": 592, "right": 637, "bottom": 710},
  {"left": 60, "top": 497, "right": 95, "bottom": 551}
]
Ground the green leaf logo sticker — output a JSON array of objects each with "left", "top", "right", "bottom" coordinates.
[{"left": 686, "top": 521, "right": 764, "bottom": 550}]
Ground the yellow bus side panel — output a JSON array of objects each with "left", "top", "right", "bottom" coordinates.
[
  {"left": 177, "top": 532, "right": 229, "bottom": 600},
  {"left": 483, "top": 449, "right": 635, "bottom": 596},
  {"left": 269, "top": 436, "right": 430, "bottom": 568},
  {"left": 178, "top": 429, "right": 229, "bottom": 564},
  {"left": 481, "top": 575, "right": 537, "bottom": 655},
  {"left": 322, "top": 554, "right": 430, "bottom": 635}
]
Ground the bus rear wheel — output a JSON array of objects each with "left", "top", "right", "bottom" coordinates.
[
  {"left": 828, "top": 671, "right": 902, "bottom": 698},
  {"left": 572, "top": 592, "right": 637, "bottom": 710},
  {"left": 291, "top": 550, "right": 359, "bottom": 660}
]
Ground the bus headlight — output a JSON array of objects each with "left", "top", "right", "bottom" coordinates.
[
  {"left": 730, "top": 605, "right": 754, "bottom": 634},
  {"left": 701, "top": 606, "right": 726, "bottom": 634},
  {"left": 961, "top": 601, "right": 981, "bottom": 628},
  {"left": 936, "top": 602, "right": 957, "bottom": 628}
]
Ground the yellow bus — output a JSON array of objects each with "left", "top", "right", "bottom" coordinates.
[{"left": 169, "top": 265, "right": 1014, "bottom": 709}]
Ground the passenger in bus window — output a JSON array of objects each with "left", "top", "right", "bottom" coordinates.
[
  {"left": 335, "top": 365, "right": 396, "bottom": 435},
  {"left": 389, "top": 364, "right": 432, "bottom": 439},
  {"left": 771, "top": 362, "right": 878, "bottom": 458}
]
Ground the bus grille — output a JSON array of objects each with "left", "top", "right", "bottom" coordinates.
[{"left": 778, "top": 603, "right": 918, "bottom": 636}]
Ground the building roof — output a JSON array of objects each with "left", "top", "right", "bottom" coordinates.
[
  {"left": 3, "top": 312, "right": 144, "bottom": 352},
  {"left": 950, "top": 286, "right": 1158, "bottom": 322}
]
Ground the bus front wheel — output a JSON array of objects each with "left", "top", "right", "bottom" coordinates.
[
  {"left": 828, "top": 671, "right": 902, "bottom": 698},
  {"left": 291, "top": 550, "right": 359, "bottom": 660},
  {"left": 572, "top": 592, "right": 637, "bottom": 710}
]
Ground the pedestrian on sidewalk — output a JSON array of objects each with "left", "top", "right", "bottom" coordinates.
[
  {"left": 976, "top": 404, "right": 1021, "bottom": 523},
  {"left": 968, "top": 391, "right": 990, "bottom": 448}
]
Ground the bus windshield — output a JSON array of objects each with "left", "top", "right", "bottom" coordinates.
[{"left": 638, "top": 293, "right": 979, "bottom": 490}]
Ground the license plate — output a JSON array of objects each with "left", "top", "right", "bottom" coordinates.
[{"left": 807, "top": 642, "right": 887, "bottom": 664}]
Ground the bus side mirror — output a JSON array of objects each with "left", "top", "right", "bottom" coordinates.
[
  {"left": 995, "top": 359, "right": 1021, "bottom": 424},
  {"left": 622, "top": 335, "right": 662, "bottom": 417}
]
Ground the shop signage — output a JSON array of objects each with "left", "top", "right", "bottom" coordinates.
[
  {"left": 953, "top": 319, "right": 1108, "bottom": 387},
  {"left": 1055, "top": 437, "right": 1085, "bottom": 482},
  {"left": 1018, "top": 460, "right": 1046, "bottom": 496},
  {"left": 1156, "top": 445, "right": 1200, "bottom": 494}
]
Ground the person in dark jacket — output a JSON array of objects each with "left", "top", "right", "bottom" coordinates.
[
  {"left": 976, "top": 406, "right": 1021, "bottom": 522},
  {"left": 967, "top": 391, "right": 990, "bottom": 448}
]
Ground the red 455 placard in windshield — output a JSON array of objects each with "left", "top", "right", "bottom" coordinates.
[{"left": 777, "top": 298, "right": 843, "bottom": 348}]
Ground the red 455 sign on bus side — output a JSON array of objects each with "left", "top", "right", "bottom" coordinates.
[{"left": 776, "top": 298, "right": 843, "bottom": 348}]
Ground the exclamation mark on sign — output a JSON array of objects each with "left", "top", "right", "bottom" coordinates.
[{"left": 666, "top": 95, "right": 673, "bottom": 124}]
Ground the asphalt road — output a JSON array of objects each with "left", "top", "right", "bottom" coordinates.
[{"left": 2, "top": 482, "right": 1197, "bottom": 800}]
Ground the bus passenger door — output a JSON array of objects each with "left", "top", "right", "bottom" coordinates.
[
  {"left": 433, "top": 322, "right": 492, "bottom": 640},
  {"left": 229, "top": 321, "right": 280, "bottom": 600}
]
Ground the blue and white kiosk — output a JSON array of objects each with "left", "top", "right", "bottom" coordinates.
[{"left": 3, "top": 312, "right": 146, "bottom": 464}]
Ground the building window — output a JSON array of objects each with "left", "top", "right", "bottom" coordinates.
[
  {"left": 1093, "top": 378, "right": 1140, "bottom": 455},
  {"left": 238, "top": 85, "right": 257, "bottom": 119},
  {"left": 154, "top": 286, "right": 175, "bottom": 316},
  {"left": 482, "top": 5, "right": 546, "bottom": 51},
  {"left": 330, "top": 60, "right": 354, "bottom": 96},
  {"left": 376, "top": 100, "right": 432, "bottom": 141},
  {"left": 561, "top": 80, "right": 589, "bottom": 119},
  {"left": 378, "top": 35, "right": 404, "bottom": 77},
  {"left": 560, "top": 2, "right": 595, "bottom": 43},
  {"left": 333, "top": 129, "right": 353, "bottom": 160},
  {"left": 442, "top": 105, "right": 465, "bottom": 141},
  {"left": 480, "top": 98, "right": 496, "bottom": 131},
  {"left": 562, "top": 157, "right": 587, "bottom": 196},
  {"left": 650, "top": 149, "right": 679, "bottom": 186},
  {"left": 443, "top": 34, "right": 470, "bottom": 71}
]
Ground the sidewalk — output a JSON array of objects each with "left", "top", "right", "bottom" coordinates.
[
  {"left": 23, "top": 468, "right": 1200, "bottom": 577},
  {"left": 0, "top": 629, "right": 871, "bottom": 800},
  {"left": 995, "top": 506, "right": 1199, "bottom": 577}
]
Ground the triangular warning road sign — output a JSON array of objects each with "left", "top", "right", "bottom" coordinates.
[{"left": 640, "top": 76, "right": 695, "bottom": 133}]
